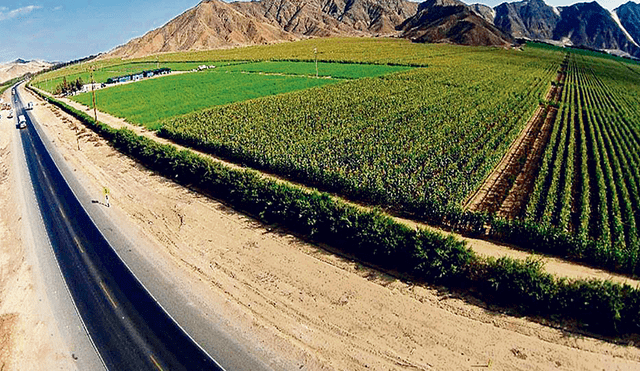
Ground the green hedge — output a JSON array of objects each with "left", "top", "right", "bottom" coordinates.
[{"left": 33, "top": 87, "right": 640, "bottom": 338}]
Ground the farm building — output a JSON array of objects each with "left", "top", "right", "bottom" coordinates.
[{"left": 106, "top": 68, "right": 171, "bottom": 84}]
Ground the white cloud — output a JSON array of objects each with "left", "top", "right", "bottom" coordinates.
[
  {"left": 0, "top": 5, "right": 42, "bottom": 22},
  {"left": 54, "top": 6, "right": 63, "bottom": 11}
]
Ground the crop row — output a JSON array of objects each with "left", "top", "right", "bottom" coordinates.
[
  {"left": 522, "top": 53, "right": 640, "bottom": 272},
  {"left": 159, "top": 47, "right": 561, "bottom": 223},
  {"left": 33, "top": 89, "right": 640, "bottom": 338}
]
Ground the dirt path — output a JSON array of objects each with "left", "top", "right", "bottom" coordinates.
[
  {"left": 19, "top": 85, "right": 640, "bottom": 370},
  {"left": 0, "top": 90, "right": 74, "bottom": 370},
  {"left": 32, "top": 87, "right": 640, "bottom": 287}
]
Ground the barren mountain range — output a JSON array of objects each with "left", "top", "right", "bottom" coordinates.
[
  {"left": 397, "top": 0, "right": 513, "bottom": 45},
  {"left": 0, "top": 59, "right": 53, "bottom": 84},
  {"left": 106, "top": 0, "right": 418, "bottom": 59},
  {"left": 105, "top": 0, "right": 640, "bottom": 59}
]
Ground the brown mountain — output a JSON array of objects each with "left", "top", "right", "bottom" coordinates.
[
  {"left": 106, "top": 0, "right": 418, "bottom": 59},
  {"left": 0, "top": 59, "right": 54, "bottom": 83},
  {"left": 397, "top": 0, "right": 513, "bottom": 46},
  {"left": 106, "top": 0, "right": 296, "bottom": 59}
]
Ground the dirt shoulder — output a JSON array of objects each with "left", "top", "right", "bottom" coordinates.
[
  {"left": 22, "top": 86, "right": 640, "bottom": 369},
  {"left": 0, "top": 90, "right": 74, "bottom": 370}
]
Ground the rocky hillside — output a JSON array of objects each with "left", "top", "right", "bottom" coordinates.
[
  {"left": 554, "top": 1, "right": 639, "bottom": 55},
  {"left": 397, "top": 0, "right": 512, "bottom": 46},
  {"left": 494, "top": 0, "right": 559, "bottom": 40},
  {"left": 104, "top": 0, "right": 640, "bottom": 59},
  {"left": 0, "top": 59, "right": 53, "bottom": 83},
  {"left": 616, "top": 1, "right": 640, "bottom": 46},
  {"left": 493, "top": 0, "right": 640, "bottom": 57},
  {"left": 106, "top": 0, "right": 418, "bottom": 59},
  {"left": 469, "top": 3, "right": 495, "bottom": 23},
  {"left": 235, "top": 0, "right": 418, "bottom": 36}
]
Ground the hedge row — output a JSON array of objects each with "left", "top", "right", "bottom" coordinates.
[
  {"left": 33, "top": 87, "right": 640, "bottom": 338},
  {"left": 401, "top": 196, "right": 640, "bottom": 277}
]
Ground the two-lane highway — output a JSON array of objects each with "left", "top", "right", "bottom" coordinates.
[{"left": 12, "top": 87, "right": 225, "bottom": 370}]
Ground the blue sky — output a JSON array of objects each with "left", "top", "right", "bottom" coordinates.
[
  {"left": 0, "top": 1, "right": 199, "bottom": 63},
  {"left": 0, "top": 0, "right": 634, "bottom": 64}
]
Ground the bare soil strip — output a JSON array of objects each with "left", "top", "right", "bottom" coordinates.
[
  {"left": 22, "top": 84, "right": 640, "bottom": 371},
  {"left": 498, "top": 105, "right": 558, "bottom": 219},
  {"left": 467, "top": 55, "right": 568, "bottom": 218}
]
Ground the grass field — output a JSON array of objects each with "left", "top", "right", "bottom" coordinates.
[
  {"left": 214, "top": 61, "right": 411, "bottom": 79},
  {"left": 72, "top": 70, "right": 334, "bottom": 130},
  {"left": 31, "top": 61, "right": 230, "bottom": 93},
  {"left": 31, "top": 37, "right": 500, "bottom": 88},
  {"left": 71, "top": 61, "right": 408, "bottom": 129}
]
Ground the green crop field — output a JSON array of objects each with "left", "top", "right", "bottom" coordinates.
[
  {"left": 129, "top": 37, "right": 492, "bottom": 66},
  {"left": 72, "top": 69, "right": 334, "bottom": 130},
  {"left": 31, "top": 61, "right": 236, "bottom": 93},
  {"left": 522, "top": 52, "right": 640, "bottom": 268},
  {"left": 159, "top": 44, "right": 561, "bottom": 213},
  {"left": 70, "top": 61, "right": 407, "bottom": 129},
  {"left": 33, "top": 37, "right": 640, "bottom": 274},
  {"left": 214, "top": 61, "right": 411, "bottom": 79},
  {"left": 31, "top": 37, "right": 505, "bottom": 88}
]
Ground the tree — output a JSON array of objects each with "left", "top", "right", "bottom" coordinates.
[
  {"left": 62, "top": 76, "right": 70, "bottom": 94},
  {"left": 75, "top": 77, "right": 84, "bottom": 91}
]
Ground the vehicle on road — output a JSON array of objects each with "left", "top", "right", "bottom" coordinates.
[
  {"left": 26, "top": 102, "right": 34, "bottom": 110},
  {"left": 18, "top": 114, "right": 26, "bottom": 129}
]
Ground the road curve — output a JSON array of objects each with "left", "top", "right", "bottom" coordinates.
[{"left": 13, "top": 86, "right": 225, "bottom": 370}]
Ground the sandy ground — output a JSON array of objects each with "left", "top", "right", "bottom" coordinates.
[
  {"left": 18, "top": 86, "right": 640, "bottom": 370},
  {"left": 0, "top": 90, "right": 74, "bottom": 370}
]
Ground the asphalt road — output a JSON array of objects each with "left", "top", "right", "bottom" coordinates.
[{"left": 12, "top": 87, "right": 226, "bottom": 370}]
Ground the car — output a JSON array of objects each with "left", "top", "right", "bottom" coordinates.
[{"left": 18, "top": 115, "right": 26, "bottom": 129}]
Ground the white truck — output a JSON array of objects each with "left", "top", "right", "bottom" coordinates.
[
  {"left": 18, "top": 114, "right": 26, "bottom": 129},
  {"left": 26, "top": 102, "right": 34, "bottom": 110},
  {"left": 7, "top": 109, "right": 13, "bottom": 119}
]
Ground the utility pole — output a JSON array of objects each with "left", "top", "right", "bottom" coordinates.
[
  {"left": 314, "top": 47, "right": 318, "bottom": 78},
  {"left": 90, "top": 66, "right": 98, "bottom": 124}
]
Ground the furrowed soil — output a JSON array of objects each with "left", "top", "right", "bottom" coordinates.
[
  {"left": 467, "top": 54, "right": 568, "bottom": 219},
  {"left": 20, "top": 83, "right": 640, "bottom": 370}
]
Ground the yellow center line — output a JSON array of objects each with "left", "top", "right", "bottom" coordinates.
[
  {"left": 149, "top": 354, "right": 164, "bottom": 371},
  {"left": 73, "top": 236, "right": 85, "bottom": 254},
  {"left": 99, "top": 282, "right": 118, "bottom": 309},
  {"left": 59, "top": 206, "right": 68, "bottom": 221}
]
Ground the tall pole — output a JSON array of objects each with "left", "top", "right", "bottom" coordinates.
[
  {"left": 90, "top": 66, "right": 97, "bottom": 124},
  {"left": 314, "top": 47, "right": 318, "bottom": 78}
]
